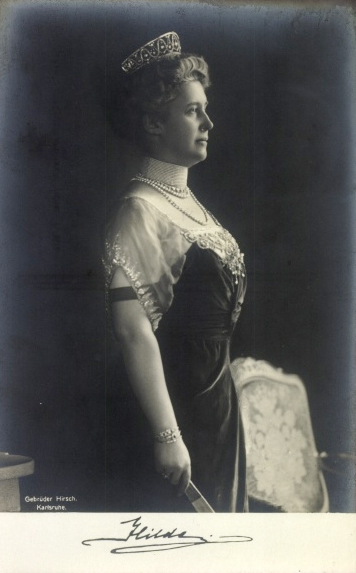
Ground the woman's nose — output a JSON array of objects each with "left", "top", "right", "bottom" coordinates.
[{"left": 200, "top": 111, "right": 214, "bottom": 131}]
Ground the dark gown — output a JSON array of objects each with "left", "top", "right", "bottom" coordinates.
[
  {"left": 104, "top": 197, "right": 248, "bottom": 512},
  {"left": 156, "top": 243, "right": 247, "bottom": 512}
]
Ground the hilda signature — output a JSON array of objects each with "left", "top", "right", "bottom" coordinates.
[{"left": 82, "top": 516, "right": 253, "bottom": 554}]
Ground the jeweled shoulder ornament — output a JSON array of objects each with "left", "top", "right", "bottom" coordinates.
[{"left": 121, "top": 31, "right": 181, "bottom": 74}]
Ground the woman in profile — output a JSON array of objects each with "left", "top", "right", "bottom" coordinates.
[{"left": 104, "top": 32, "right": 248, "bottom": 512}]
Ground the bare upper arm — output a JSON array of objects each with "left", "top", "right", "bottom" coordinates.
[
  {"left": 110, "top": 266, "right": 130, "bottom": 288},
  {"left": 109, "top": 268, "right": 153, "bottom": 338},
  {"left": 109, "top": 279, "right": 153, "bottom": 343}
]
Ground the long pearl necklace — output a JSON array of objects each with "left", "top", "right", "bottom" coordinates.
[
  {"left": 132, "top": 174, "right": 217, "bottom": 227},
  {"left": 134, "top": 174, "right": 190, "bottom": 198}
]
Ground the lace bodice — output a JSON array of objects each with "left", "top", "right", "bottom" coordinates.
[{"left": 182, "top": 227, "right": 245, "bottom": 285}]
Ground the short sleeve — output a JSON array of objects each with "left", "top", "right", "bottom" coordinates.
[{"left": 104, "top": 197, "right": 187, "bottom": 331}]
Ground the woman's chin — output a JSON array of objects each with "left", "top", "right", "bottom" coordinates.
[
  {"left": 192, "top": 153, "right": 208, "bottom": 166},
  {"left": 151, "top": 150, "right": 208, "bottom": 168},
  {"left": 186, "top": 150, "right": 208, "bottom": 167}
]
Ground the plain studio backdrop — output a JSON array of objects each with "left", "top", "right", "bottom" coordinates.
[{"left": 0, "top": 1, "right": 355, "bottom": 512}]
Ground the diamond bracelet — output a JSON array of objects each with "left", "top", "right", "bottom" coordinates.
[{"left": 154, "top": 427, "right": 182, "bottom": 443}]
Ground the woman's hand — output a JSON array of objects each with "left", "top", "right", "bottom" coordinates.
[{"left": 154, "top": 439, "right": 191, "bottom": 496}]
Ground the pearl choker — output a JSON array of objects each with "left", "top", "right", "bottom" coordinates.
[{"left": 131, "top": 174, "right": 217, "bottom": 227}]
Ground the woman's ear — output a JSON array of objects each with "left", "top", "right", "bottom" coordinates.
[{"left": 142, "top": 113, "right": 163, "bottom": 135}]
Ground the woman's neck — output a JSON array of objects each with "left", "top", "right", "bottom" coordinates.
[{"left": 140, "top": 157, "right": 188, "bottom": 188}]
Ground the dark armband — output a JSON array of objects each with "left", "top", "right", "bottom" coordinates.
[{"left": 109, "top": 286, "right": 137, "bottom": 302}]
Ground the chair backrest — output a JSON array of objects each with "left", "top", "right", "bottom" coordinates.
[{"left": 231, "top": 357, "right": 329, "bottom": 512}]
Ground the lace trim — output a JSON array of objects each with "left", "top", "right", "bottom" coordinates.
[
  {"left": 182, "top": 227, "right": 245, "bottom": 285},
  {"left": 104, "top": 234, "right": 162, "bottom": 331}
]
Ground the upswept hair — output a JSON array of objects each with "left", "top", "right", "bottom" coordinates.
[{"left": 114, "top": 53, "right": 210, "bottom": 145}]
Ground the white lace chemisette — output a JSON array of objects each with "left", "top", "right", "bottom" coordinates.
[{"left": 104, "top": 196, "right": 245, "bottom": 331}]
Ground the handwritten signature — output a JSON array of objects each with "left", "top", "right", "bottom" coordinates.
[{"left": 82, "top": 516, "right": 253, "bottom": 554}]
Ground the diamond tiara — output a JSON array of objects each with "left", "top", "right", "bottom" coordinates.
[{"left": 121, "top": 31, "right": 181, "bottom": 74}]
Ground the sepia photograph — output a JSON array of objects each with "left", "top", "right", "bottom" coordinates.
[{"left": 0, "top": 0, "right": 355, "bottom": 571}]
